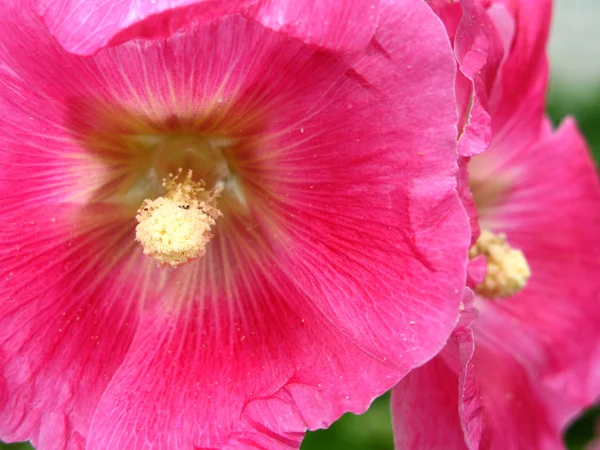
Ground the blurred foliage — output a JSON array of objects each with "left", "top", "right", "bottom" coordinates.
[
  {"left": 2, "top": 86, "right": 600, "bottom": 450},
  {"left": 547, "top": 87, "right": 600, "bottom": 159},
  {"left": 565, "top": 406, "right": 600, "bottom": 450},
  {"left": 302, "top": 394, "right": 394, "bottom": 450},
  {"left": 0, "top": 443, "right": 29, "bottom": 450}
]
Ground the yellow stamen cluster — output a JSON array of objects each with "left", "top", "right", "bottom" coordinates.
[
  {"left": 469, "top": 229, "right": 531, "bottom": 298},
  {"left": 135, "top": 169, "right": 222, "bottom": 268}
]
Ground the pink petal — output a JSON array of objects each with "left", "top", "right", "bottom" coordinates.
[
  {"left": 36, "top": 0, "right": 381, "bottom": 56},
  {"left": 455, "top": 0, "right": 501, "bottom": 158},
  {"left": 429, "top": 0, "right": 504, "bottom": 157},
  {"left": 0, "top": 11, "right": 159, "bottom": 446},
  {"left": 258, "top": 0, "right": 470, "bottom": 377},
  {"left": 85, "top": 252, "right": 401, "bottom": 449},
  {"left": 0, "top": 204, "right": 149, "bottom": 449},
  {"left": 463, "top": 337, "right": 567, "bottom": 450},
  {"left": 457, "top": 157, "right": 481, "bottom": 245},
  {"left": 487, "top": 0, "right": 552, "bottom": 152},
  {"left": 36, "top": 0, "right": 255, "bottom": 55},
  {"left": 247, "top": 0, "right": 381, "bottom": 53},
  {"left": 475, "top": 118, "right": 600, "bottom": 425},
  {"left": 391, "top": 289, "right": 479, "bottom": 450},
  {"left": 432, "top": 0, "right": 550, "bottom": 158},
  {"left": 392, "top": 287, "right": 571, "bottom": 450},
  {"left": 392, "top": 356, "right": 468, "bottom": 450}
]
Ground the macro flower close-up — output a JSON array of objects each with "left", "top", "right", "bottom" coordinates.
[
  {"left": 392, "top": 0, "right": 600, "bottom": 449},
  {"left": 0, "top": 0, "right": 474, "bottom": 449}
]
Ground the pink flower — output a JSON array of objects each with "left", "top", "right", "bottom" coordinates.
[
  {"left": 0, "top": 0, "right": 472, "bottom": 448},
  {"left": 392, "top": 1, "right": 600, "bottom": 449}
]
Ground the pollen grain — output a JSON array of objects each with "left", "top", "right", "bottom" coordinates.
[
  {"left": 135, "top": 169, "right": 222, "bottom": 268},
  {"left": 469, "top": 229, "right": 531, "bottom": 299}
]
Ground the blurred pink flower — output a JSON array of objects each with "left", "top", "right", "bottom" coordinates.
[
  {"left": 393, "top": 1, "right": 600, "bottom": 449},
  {"left": 0, "top": 0, "right": 472, "bottom": 448}
]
